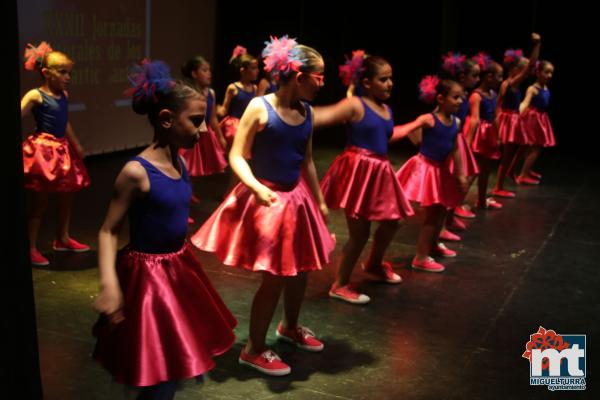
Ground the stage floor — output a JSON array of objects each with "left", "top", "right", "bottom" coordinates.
[{"left": 31, "top": 145, "right": 598, "bottom": 399}]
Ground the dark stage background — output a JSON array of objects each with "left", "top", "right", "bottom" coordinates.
[{"left": 212, "top": 0, "right": 582, "bottom": 156}]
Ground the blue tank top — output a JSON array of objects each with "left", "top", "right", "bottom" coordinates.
[
  {"left": 32, "top": 89, "right": 68, "bottom": 138},
  {"left": 128, "top": 156, "right": 191, "bottom": 253},
  {"left": 265, "top": 81, "right": 278, "bottom": 95},
  {"left": 531, "top": 87, "right": 550, "bottom": 111},
  {"left": 420, "top": 113, "right": 459, "bottom": 162},
  {"left": 229, "top": 83, "right": 256, "bottom": 118},
  {"left": 249, "top": 97, "right": 312, "bottom": 186},
  {"left": 501, "top": 85, "right": 521, "bottom": 111},
  {"left": 456, "top": 94, "right": 470, "bottom": 122},
  {"left": 475, "top": 90, "right": 497, "bottom": 122},
  {"left": 347, "top": 98, "right": 393, "bottom": 155},
  {"left": 206, "top": 89, "right": 214, "bottom": 122}
]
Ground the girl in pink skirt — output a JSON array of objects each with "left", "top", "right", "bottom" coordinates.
[
  {"left": 516, "top": 60, "right": 556, "bottom": 184},
  {"left": 192, "top": 36, "right": 334, "bottom": 376},
  {"left": 438, "top": 52, "right": 481, "bottom": 238},
  {"left": 316, "top": 53, "right": 413, "bottom": 304},
  {"left": 180, "top": 55, "right": 228, "bottom": 177},
  {"left": 93, "top": 60, "right": 236, "bottom": 398},
  {"left": 217, "top": 45, "right": 259, "bottom": 148},
  {"left": 464, "top": 53, "right": 504, "bottom": 210},
  {"left": 493, "top": 33, "right": 541, "bottom": 196},
  {"left": 20, "top": 42, "right": 91, "bottom": 266},
  {"left": 395, "top": 77, "right": 467, "bottom": 272}
]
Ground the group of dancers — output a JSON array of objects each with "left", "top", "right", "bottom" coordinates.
[{"left": 20, "top": 32, "right": 554, "bottom": 398}]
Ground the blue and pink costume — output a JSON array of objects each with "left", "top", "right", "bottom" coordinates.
[
  {"left": 219, "top": 83, "right": 256, "bottom": 147},
  {"left": 193, "top": 97, "right": 334, "bottom": 276},
  {"left": 180, "top": 89, "right": 228, "bottom": 176},
  {"left": 521, "top": 86, "right": 555, "bottom": 147},
  {"left": 397, "top": 113, "right": 463, "bottom": 208},
  {"left": 320, "top": 98, "right": 413, "bottom": 220},
  {"left": 93, "top": 156, "right": 236, "bottom": 386},
  {"left": 469, "top": 89, "right": 501, "bottom": 159},
  {"left": 450, "top": 95, "right": 479, "bottom": 177},
  {"left": 22, "top": 89, "right": 90, "bottom": 192},
  {"left": 498, "top": 85, "right": 526, "bottom": 144}
]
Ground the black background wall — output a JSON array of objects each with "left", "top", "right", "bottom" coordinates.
[{"left": 213, "top": 0, "right": 586, "bottom": 157}]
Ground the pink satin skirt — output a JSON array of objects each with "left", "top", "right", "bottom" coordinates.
[
  {"left": 498, "top": 110, "right": 527, "bottom": 145},
  {"left": 93, "top": 242, "right": 237, "bottom": 386},
  {"left": 320, "top": 146, "right": 414, "bottom": 221},
  {"left": 449, "top": 133, "right": 480, "bottom": 177},
  {"left": 219, "top": 116, "right": 239, "bottom": 148},
  {"left": 521, "top": 108, "right": 556, "bottom": 147},
  {"left": 471, "top": 120, "right": 501, "bottom": 160},
  {"left": 396, "top": 153, "right": 463, "bottom": 208},
  {"left": 192, "top": 179, "right": 335, "bottom": 276},
  {"left": 22, "top": 132, "right": 90, "bottom": 192},
  {"left": 180, "top": 126, "right": 227, "bottom": 176}
]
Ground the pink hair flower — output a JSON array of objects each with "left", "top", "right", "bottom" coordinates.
[
  {"left": 230, "top": 45, "right": 248, "bottom": 63},
  {"left": 23, "top": 41, "right": 53, "bottom": 71},
  {"left": 418, "top": 75, "right": 440, "bottom": 103},
  {"left": 441, "top": 51, "right": 466, "bottom": 76},
  {"left": 472, "top": 52, "right": 492, "bottom": 70},
  {"left": 339, "top": 49, "right": 366, "bottom": 86},
  {"left": 261, "top": 35, "right": 303, "bottom": 79}
]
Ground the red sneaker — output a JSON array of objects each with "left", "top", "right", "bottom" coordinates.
[
  {"left": 439, "top": 229, "right": 461, "bottom": 242},
  {"left": 454, "top": 205, "right": 476, "bottom": 219},
  {"left": 446, "top": 216, "right": 466, "bottom": 231},
  {"left": 477, "top": 198, "right": 503, "bottom": 210},
  {"left": 411, "top": 257, "right": 445, "bottom": 272},
  {"left": 516, "top": 176, "right": 540, "bottom": 185},
  {"left": 361, "top": 261, "right": 402, "bottom": 284},
  {"left": 30, "top": 248, "right": 49, "bottom": 266},
  {"left": 529, "top": 171, "right": 542, "bottom": 179},
  {"left": 491, "top": 189, "right": 516, "bottom": 199},
  {"left": 239, "top": 348, "right": 291, "bottom": 376},
  {"left": 328, "top": 283, "right": 370, "bottom": 304},
  {"left": 432, "top": 242, "right": 457, "bottom": 258},
  {"left": 276, "top": 322, "right": 324, "bottom": 352},
  {"left": 52, "top": 238, "right": 90, "bottom": 252}
]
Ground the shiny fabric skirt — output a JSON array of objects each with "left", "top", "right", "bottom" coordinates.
[
  {"left": 471, "top": 120, "right": 501, "bottom": 160},
  {"left": 22, "top": 132, "right": 90, "bottom": 192},
  {"left": 396, "top": 153, "right": 463, "bottom": 208},
  {"left": 192, "top": 179, "right": 335, "bottom": 276},
  {"left": 219, "top": 116, "right": 239, "bottom": 148},
  {"left": 320, "top": 146, "right": 414, "bottom": 221},
  {"left": 521, "top": 108, "right": 556, "bottom": 147},
  {"left": 93, "top": 242, "right": 237, "bottom": 387},
  {"left": 180, "top": 126, "right": 227, "bottom": 176},
  {"left": 498, "top": 110, "right": 527, "bottom": 145},
  {"left": 449, "top": 133, "right": 480, "bottom": 177}
]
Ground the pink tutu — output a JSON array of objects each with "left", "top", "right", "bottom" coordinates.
[
  {"left": 471, "top": 120, "right": 501, "bottom": 159},
  {"left": 320, "top": 146, "right": 413, "bottom": 221},
  {"left": 93, "top": 242, "right": 237, "bottom": 387},
  {"left": 219, "top": 116, "right": 239, "bottom": 148},
  {"left": 498, "top": 110, "right": 527, "bottom": 144},
  {"left": 449, "top": 133, "right": 479, "bottom": 177},
  {"left": 192, "top": 179, "right": 335, "bottom": 276},
  {"left": 22, "top": 132, "right": 91, "bottom": 192},
  {"left": 180, "top": 127, "right": 227, "bottom": 176},
  {"left": 396, "top": 153, "right": 463, "bottom": 208},
  {"left": 521, "top": 108, "right": 556, "bottom": 147}
]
